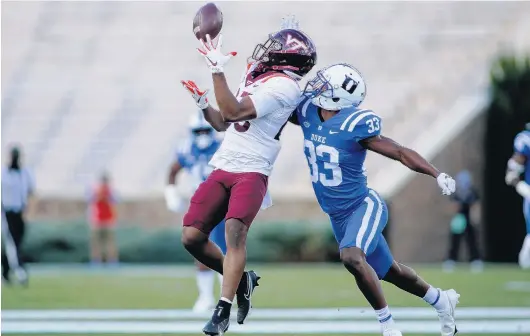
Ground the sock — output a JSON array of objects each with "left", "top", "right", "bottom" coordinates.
[
  {"left": 375, "top": 306, "right": 394, "bottom": 328},
  {"left": 519, "top": 235, "right": 530, "bottom": 268},
  {"left": 196, "top": 270, "right": 215, "bottom": 300},
  {"left": 220, "top": 296, "right": 232, "bottom": 304},
  {"left": 423, "top": 286, "right": 447, "bottom": 311},
  {"left": 212, "top": 298, "right": 232, "bottom": 323}
]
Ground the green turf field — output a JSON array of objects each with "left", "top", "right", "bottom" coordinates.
[
  {"left": 3, "top": 263, "right": 530, "bottom": 309},
  {"left": 2, "top": 263, "right": 530, "bottom": 335}
]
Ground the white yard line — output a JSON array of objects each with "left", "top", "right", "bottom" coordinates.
[
  {"left": 2, "top": 320, "right": 530, "bottom": 334},
  {"left": 505, "top": 281, "right": 530, "bottom": 292},
  {"left": 3, "top": 307, "right": 530, "bottom": 320}
]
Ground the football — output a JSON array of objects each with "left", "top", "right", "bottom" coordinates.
[{"left": 192, "top": 3, "right": 223, "bottom": 41}]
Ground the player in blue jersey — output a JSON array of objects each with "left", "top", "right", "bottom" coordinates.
[
  {"left": 165, "top": 112, "right": 226, "bottom": 312},
  {"left": 291, "top": 63, "right": 459, "bottom": 336},
  {"left": 505, "top": 123, "right": 530, "bottom": 269}
]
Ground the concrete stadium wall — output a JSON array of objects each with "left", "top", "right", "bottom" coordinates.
[
  {"left": 28, "top": 197, "right": 327, "bottom": 228},
  {"left": 388, "top": 113, "right": 486, "bottom": 263}
]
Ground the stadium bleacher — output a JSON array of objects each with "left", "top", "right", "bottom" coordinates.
[{"left": 2, "top": 1, "right": 529, "bottom": 199}]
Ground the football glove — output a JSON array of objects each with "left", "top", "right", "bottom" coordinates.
[
  {"left": 437, "top": 173, "right": 456, "bottom": 196},
  {"left": 197, "top": 34, "right": 237, "bottom": 74},
  {"left": 516, "top": 181, "right": 530, "bottom": 199},
  {"left": 181, "top": 80, "right": 209, "bottom": 110},
  {"left": 506, "top": 170, "right": 521, "bottom": 186},
  {"left": 505, "top": 158, "right": 524, "bottom": 186},
  {"left": 164, "top": 185, "right": 185, "bottom": 213}
]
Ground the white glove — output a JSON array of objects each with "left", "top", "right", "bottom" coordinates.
[
  {"left": 506, "top": 158, "right": 524, "bottom": 186},
  {"left": 516, "top": 181, "right": 530, "bottom": 199},
  {"left": 164, "top": 185, "right": 185, "bottom": 213},
  {"left": 505, "top": 170, "right": 521, "bottom": 186},
  {"left": 197, "top": 34, "right": 237, "bottom": 74},
  {"left": 436, "top": 173, "right": 456, "bottom": 196},
  {"left": 181, "top": 80, "right": 209, "bottom": 109}
]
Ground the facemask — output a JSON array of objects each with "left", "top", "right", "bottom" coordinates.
[{"left": 195, "top": 134, "right": 213, "bottom": 149}]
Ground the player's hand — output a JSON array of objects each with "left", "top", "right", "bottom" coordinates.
[
  {"left": 197, "top": 34, "right": 237, "bottom": 74},
  {"left": 437, "top": 173, "right": 456, "bottom": 196},
  {"left": 164, "top": 185, "right": 185, "bottom": 213},
  {"left": 181, "top": 80, "right": 209, "bottom": 109},
  {"left": 505, "top": 170, "right": 521, "bottom": 186}
]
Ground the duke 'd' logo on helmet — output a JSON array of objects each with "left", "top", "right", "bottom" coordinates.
[{"left": 285, "top": 34, "right": 308, "bottom": 51}]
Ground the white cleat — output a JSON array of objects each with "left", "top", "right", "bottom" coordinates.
[
  {"left": 192, "top": 296, "right": 215, "bottom": 313},
  {"left": 442, "top": 260, "right": 455, "bottom": 273},
  {"left": 470, "top": 260, "right": 484, "bottom": 273},
  {"left": 518, "top": 235, "right": 530, "bottom": 269},
  {"left": 437, "top": 289, "right": 460, "bottom": 336},
  {"left": 382, "top": 328, "right": 403, "bottom": 336}
]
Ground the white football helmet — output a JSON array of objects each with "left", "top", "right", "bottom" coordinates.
[
  {"left": 189, "top": 111, "right": 214, "bottom": 150},
  {"left": 304, "top": 63, "right": 366, "bottom": 111}
]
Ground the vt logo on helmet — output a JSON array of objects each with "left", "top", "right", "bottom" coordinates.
[
  {"left": 304, "top": 63, "right": 367, "bottom": 111},
  {"left": 250, "top": 28, "right": 317, "bottom": 79}
]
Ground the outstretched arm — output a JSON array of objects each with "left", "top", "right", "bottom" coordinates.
[
  {"left": 181, "top": 80, "right": 229, "bottom": 132},
  {"left": 202, "top": 105, "right": 229, "bottom": 132},
  {"left": 165, "top": 160, "right": 185, "bottom": 213},
  {"left": 211, "top": 73, "right": 258, "bottom": 122},
  {"left": 360, "top": 135, "right": 440, "bottom": 178},
  {"left": 167, "top": 161, "right": 183, "bottom": 185},
  {"left": 196, "top": 34, "right": 258, "bottom": 122},
  {"left": 360, "top": 135, "right": 455, "bottom": 195}
]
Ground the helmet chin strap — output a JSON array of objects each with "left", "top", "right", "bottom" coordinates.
[
  {"left": 283, "top": 70, "right": 303, "bottom": 81},
  {"left": 313, "top": 96, "right": 340, "bottom": 111}
]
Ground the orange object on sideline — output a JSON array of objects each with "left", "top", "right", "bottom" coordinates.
[{"left": 90, "top": 184, "right": 116, "bottom": 227}]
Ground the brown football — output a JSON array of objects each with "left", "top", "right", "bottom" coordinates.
[{"left": 192, "top": 3, "right": 223, "bottom": 41}]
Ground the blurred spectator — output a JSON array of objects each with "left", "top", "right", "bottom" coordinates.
[
  {"left": 87, "top": 172, "right": 118, "bottom": 266},
  {"left": 443, "top": 170, "right": 483, "bottom": 272},
  {"left": 1, "top": 145, "right": 34, "bottom": 285}
]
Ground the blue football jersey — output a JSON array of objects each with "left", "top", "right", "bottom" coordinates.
[
  {"left": 295, "top": 97, "right": 382, "bottom": 214},
  {"left": 176, "top": 139, "right": 220, "bottom": 187},
  {"left": 514, "top": 130, "right": 530, "bottom": 184}
]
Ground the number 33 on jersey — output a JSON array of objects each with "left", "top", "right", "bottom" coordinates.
[{"left": 294, "top": 97, "right": 382, "bottom": 214}]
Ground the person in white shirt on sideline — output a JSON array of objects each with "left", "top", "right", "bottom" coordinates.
[{"left": 1, "top": 145, "right": 34, "bottom": 286}]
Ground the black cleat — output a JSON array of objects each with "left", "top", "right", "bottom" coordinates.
[
  {"left": 202, "top": 317, "right": 229, "bottom": 336},
  {"left": 236, "top": 270, "right": 260, "bottom": 324},
  {"left": 203, "top": 301, "right": 231, "bottom": 336}
]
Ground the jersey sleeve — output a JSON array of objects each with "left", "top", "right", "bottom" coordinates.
[
  {"left": 514, "top": 132, "right": 530, "bottom": 157},
  {"left": 175, "top": 139, "right": 193, "bottom": 169},
  {"left": 346, "top": 110, "right": 382, "bottom": 142},
  {"left": 249, "top": 76, "right": 301, "bottom": 118}
]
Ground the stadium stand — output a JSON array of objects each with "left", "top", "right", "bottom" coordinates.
[{"left": 2, "top": 1, "right": 530, "bottom": 200}]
